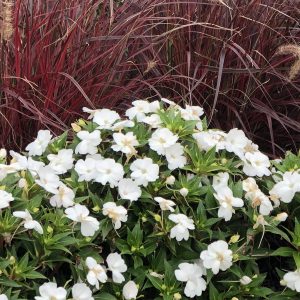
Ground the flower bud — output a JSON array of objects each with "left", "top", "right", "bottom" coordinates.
[
  {"left": 18, "top": 178, "right": 27, "bottom": 189},
  {"left": 231, "top": 298, "right": 239, "bottom": 300},
  {"left": 122, "top": 281, "right": 138, "bottom": 300},
  {"left": 240, "top": 275, "right": 252, "bottom": 285},
  {"left": 274, "top": 212, "right": 288, "bottom": 222},
  {"left": 166, "top": 175, "right": 175, "bottom": 185},
  {"left": 179, "top": 187, "right": 189, "bottom": 197},
  {"left": 229, "top": 234, "right": 240, "bottom": 244},
  {"left": 0, "top": 148, "right": 7, "bottom": 159},
  {"left": 154, "top": 214, "right": 161, "bottom": 222},
  {"left": 9, "top": 256, "right": 16, "bottom": 264},
  {"left": 71, "top": 123, "right": 81, "bottom": 132},
  {"left": 173, "top": 293, "right": 182, "bottom": 300},
  {"left": 78, "top": 119, "right": 86, "bottom": 126},
  {"left": 280, "top": 279, "right": 287, "bottom": 286}
]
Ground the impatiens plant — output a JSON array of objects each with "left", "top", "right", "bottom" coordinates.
[{"left": 1, "top": 99, "right": 300, "bottom": 299}]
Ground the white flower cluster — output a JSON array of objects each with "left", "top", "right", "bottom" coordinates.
[{"left": 0, "top": 99, "right": 299, "bottom": 299}]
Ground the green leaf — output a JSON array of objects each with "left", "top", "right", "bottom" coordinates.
[
  {"left": 94, "top": 293, "right": 117, "bottom": 300},
  {"left": 270, "top": 247, "right": 295, "bottom": 257},
  {"left": 209, "top": 282, "right": 219, "bottom": 300}
]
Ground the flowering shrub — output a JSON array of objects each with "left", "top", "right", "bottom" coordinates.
[{"left": 0, "top": 99, "right": 300, "bottom": 299}]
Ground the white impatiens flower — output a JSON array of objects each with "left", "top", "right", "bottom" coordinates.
[
  {"left": 0, "top": 295, "right": 8, "bottom": 300},
  {"left": 225, "top": 128, "right": 248, "bottom": 158},
  {"left": 168, "top": 214, "right": 195, "bottom": 241},
  {"left": 112, "top": 120, "right": 135, "bottom": 131},
  {"left": 75, "top": 157, "right": 99, "bottom": 182},
  {"left": 180, "top": 105, "right": 204, "bottom": 121},
  {"left": 246, "top": 189, "right": 273, "bottom": 216},
  {"left": 283, "top": 270, "right": 300, "bottom": 292},
  {"left": 34, "top": 282, "right": 67, "bottom": 300},
  {"left": 112, "top": 132, "right": 139, "bottom": 154},
  {"left": 165, "top": 143, "right": 187, "bottom": 170},
  {"left": 13, "top": 209, "right": 43, "bottom": 234},
  {"left": 49, "top": 183, "right": 75, "bottom": 208},
  {"left": 9, "top": 150, "right": 28, "bottom": 171},
  {"left": 0, "top": 148, "right": 7, "bottom": 159},
  {"left": 213, "top": 187, "right": 244, "bottom": 221},
  {"left": 94, "top": 159, "right": 124, "bottom": 187},
  {"left": 175, "top": 262, "right": 206, "bottom": 298},
  {"left": 242, "top": 177, "right": 259, "bottom": 197},
  {"left": 122, "top": 281, "right": 138, "bottom": 300},
  {"left": 270, "top": 171, "right": 300, "bottom": 203},
  {"left": 242, "top": 151, "right": 271, "bottom": 177},
  {"left": 212, "top": 172, "right": 229, "bottom": 190},
  {"left": 93, "top": 109, "right": 120, "bottom": 129},
  {"left": 35, "top": 166, "right": 61, "bottom": 194},
  {"left": 193, "top": 130, "right": 226, "bottom": 152},
  {"left": 118, "top": 178, "right": 141, "bottom": 202},
  {"left": 65, "top": 204, "right": 99, "bottom": 237},
  {"left": 106, "top": 253, "right": 127, "bottom": 283},
  {"left": 25, "top": 130, "right": 52, "bottom": 156},
  {"left": 75, "top": 130, "right": 102, "bottom": 155},
  {"left": 0, "top": 190, "right": 14, "bottom": 209},
  {"left": 85, "top": 257, "right": 107, "bottom": 289},
  {"left": 47, "top": 149, "right": 74, "bottom": 174},
  {"left": 149, "top": 128, "right": 178, "bottom": 155},
  {"left": 130, "top": 157, "right": 159, "bottom": 186},
  {"left": 125, "top": 100, "right": 151, "bottom": 122},
  {"left": 200, "top": 240, "right": 233, "bottom": 274},
  {"left": 27, "top": 157, "right": 45, "bottom": 176},
  {"left": 143, "top": 114, "right": 162, "bottom": 128},
  {"left": 154, "top": 197, "right": 176, "bottom": 212},
  {"left": 72, "top": 283, "right": 94, "bottom": 300},
  {"left": 102, "top": 202, "right": 128, "bottom": 229}
]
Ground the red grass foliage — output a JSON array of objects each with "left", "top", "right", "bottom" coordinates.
[{"left": 0, "top": 0, "right": 300, "bottom": 156}]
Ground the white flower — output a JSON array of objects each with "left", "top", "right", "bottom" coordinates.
[
  {"left": 18, "top": 178, "right": 27, "bottom": 189},
  {"left": 65, "top": 204, "right": 99, "bottom": 237},
  {"left": 214, "top": 187, "right": 244, "bottom": 221},
  {"left": 26, "top": 130, "right": 52, "bottom": 156},
  {"left": 270, "top": 171, "right": 300, "bottom": 203},
  {"left": 225, "top": 129, "right": 248, "bottom": 158},
  {"left": 34, "top": 282, "right": 67, "bottom": 300},
  {"left": 106, "top": 253, "right": 127, "bottom": 283},
  {"left": 102, "top": 202, "right": 128, "bottom": 229},
  {"left": 125, "top": 100, "right": 151, "bottom": 121},
  {"left": 112, "top": 120, "right": 135, "bottom": 131},
  {"left": 247, "top": 190, "right": 273, "bottom": 216},
  {"left": 118, "top": 178, "right": 141, "bottom": 202},
  {"left": 166, "top": 175, "right": 176, "bottom": 185},
  {"left": 75, "top": 157, "right": 98, "bottom": 182},
  {"left": 35, "top": 166, "right": 61, "bottom": 194},
  {"left": 47, "top": 149, "right": 74, "bottom": 174},
  {"left": 242, "top": 178, "right": 259, "bottom": 196},
  {"left": 13, "top": 209, "right": 43, "bottom": 234},
  {"left": 180, "top": 105, "right": 204, "bottom": 121},
  {"left": 0, "top": 148, "right": 7, "bottom": 159},
  {"left": 75, "top": 130, "right": 102, "bottom": 155},
  {"left": 149, "top": 128, "right": 178, "bottom": 155},
  {"left": 242, "top": 151, "right": 271, "bottom": 177},
  {"left": 165, "top": 143, "right": 187, "bottom": 170},
  {"left": 0, "top": 295, "right": 8, "bottom": 300},
  {"left": 168, "top": 214, "right": 195, "bottom": 241},
  {"left": 130, "top": 157, "right": 159, "bottom": 186},
  {"left": 154, "top": 197, "right": 176, "bottom": 212},
  {"left": 240, "top": 275, "right": 252, "bottom": 285},
  {"left": 212, "top": 172, "right": 229, "bottom": 190},
  {"left": 9, "top": 150, "right": 28, "bottom": 171},
  {"left": 82, "top": 107, "right": 101, "bottom": 119},
  {"left": 122, "top": 281, "right": 139, "bottom": 300},
  {"left": 175, "top": 262, "right": 206, "bottom": 298},
  {"left": 94, "top": 159, "right": 124, "bottom": 188},
  {"left": 85, "top": 257, "right": 107, "bottom": 289},
  {"left": 50, "top": 184, "right": 75, "bottom": 208},
  {"left": 143, "top": 114, "right": 162, "bottom": 128},
  {"left": 93, "top": 109, "right": 120, "bottom": 129},
  {"left": 253, "top": 214, "right": 268, "bottom": 229},
  {"left": 179, "top": 187, "right": 189, "bottom": 197},
  {"left": 112, "top": 132, "right": 139, "bottom": 154},
  {"left": 27, "top": 157, "right": 45, "bottom": 176},
  {"left": 193, "top": 130, "right": 226, "bottom": 152},
  {"left": 200, "top": 240, "right": 233, "bottom": 274},
  {"left": 283, "top": 270, "right": 300, "bottom": 292},
  {"left": 0, "top": 190, "right": 14, "bottom": 209},
  {"left": 72, "top": 283, "right": 94, "bottom": 300}
]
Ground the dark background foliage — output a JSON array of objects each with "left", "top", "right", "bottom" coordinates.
[{"left": 0, "top": 0, "right": 300, "bottom": 156}]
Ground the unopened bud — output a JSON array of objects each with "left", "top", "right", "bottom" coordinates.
[
  {"left": 229, "top": 234, "right": 240, "bottom": 244},
  {"left": 275, "top": 212, "right": 288, "bottom": 222},
  {"left": 9, "top": 256, "right": 16, "bottom": 264},
  {"left": 154, "top": 214, "right": 161, "bottom": 222},
  {"left": 173, "top": 293, "right": 182, "bottom": 300},
  {"left": 240, "top": 275, "right": 252, "bottom": 285},
  {"left": 71, "top": 123, "right": 81, "bottom": 132},
  {"left": 179, "top": 187, "right": 189, "bottom": 197},
  {"left": 166, "top": 175, "right": 175, "bottom": 185},
  {"left": 18, "top": 178, "right": 27, "bottom": 189}
]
